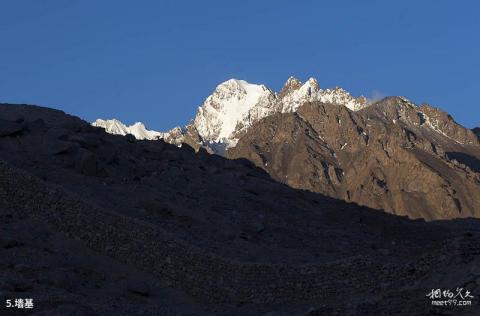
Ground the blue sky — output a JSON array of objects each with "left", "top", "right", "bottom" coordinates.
[{"left": 0, "top": 0, "right": 479, "bottom": 129}]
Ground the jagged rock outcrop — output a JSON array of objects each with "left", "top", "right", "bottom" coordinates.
[{"left": 227, "top": 97, "right": 480, "bottom": 220}]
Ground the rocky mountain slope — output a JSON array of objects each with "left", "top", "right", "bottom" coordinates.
[
  {"left": 94, "top": 77, "right": 479, "bottom": 220},
  {"left": 1, "top": 103, "right": 480, "bottom": 315},
  {"left": 227, "top": 97, "right": 480, "bottom": 220}
]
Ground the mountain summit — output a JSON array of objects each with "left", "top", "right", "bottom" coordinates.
[
  {"left": 92, "top": 118, "right": 165, "bottom": 140},
  {"left": 191, "top": 79, "right": 277, "bottom": 148},
  {"left": 94, "top": 76, "right": 367, "bottom": 151}
]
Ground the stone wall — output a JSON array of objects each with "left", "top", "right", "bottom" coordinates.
[{"left": 0, "top": 160, "right": 476, "bottom": 304}]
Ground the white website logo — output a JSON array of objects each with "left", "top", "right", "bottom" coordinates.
[{"left": 426, "top": 288, "right": 474, "bottom": 307}]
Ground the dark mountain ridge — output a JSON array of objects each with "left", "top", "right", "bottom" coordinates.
[{"left": 1, "top": 103, "right": 480, "bottom": 315}]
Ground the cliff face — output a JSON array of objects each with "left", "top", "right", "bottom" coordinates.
[{"left": 227, "top": 97, "right": 480, "bottom": 220}]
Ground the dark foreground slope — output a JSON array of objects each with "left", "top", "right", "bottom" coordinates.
[
  {"left": 228, "top": 97, "right": 480, "bottom": 220},
  {"left": 0, "top": 104, "right": 480, "bottom": 315}
]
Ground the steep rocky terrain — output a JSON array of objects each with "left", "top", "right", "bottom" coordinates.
[
  {"left": 1, "top": 103, "right": 480, "bottom": 315},
  {"left": 228, "top": 97, "right": 480, "bottom": 220}
]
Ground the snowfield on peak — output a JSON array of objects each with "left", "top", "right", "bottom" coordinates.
[
  {"left": 192, "top": 79, "right": 276, "bottom": 146},
  {"left": 189, "top": 76, "right": 368, "bottom": 149},
  {"left": 92, "top": 119, "right": 165, "bottom": 140},
  {"left": 92, "top": 76, "right": 379, "bottom": 152}
]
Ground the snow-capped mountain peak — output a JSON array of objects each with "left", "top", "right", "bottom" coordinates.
[
  {"left": 93, "top": 76, "right": 369, "bottom": 152},
  {"left": 279, "top": 77, "right": 321, "bottom": 112},
  {"left": 279, "top": 76, "right": 303, "bottom": 97},
  {"left": 279, "top": 77, "right": 368, "bottom": 112},
  {"left": 285, "top": 76, "right": 302, "bottom": 87},
  {"left": 92, "top": 118, "right": 164, "bottom": 140},
  {"left": 192, "top": 78, "right": 276, "bottom": 146},
  {"left": 92, "top": 119, "right": 129, "bottom": 136}
]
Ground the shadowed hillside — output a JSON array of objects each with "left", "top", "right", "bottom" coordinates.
[{"left": 1, "top": 104, "right": 480, "bottom": 315}]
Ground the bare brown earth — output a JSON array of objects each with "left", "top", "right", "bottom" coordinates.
[
  {"left": 0, "top": 104, "right": 480, "bottom": 315},
  {"left": 227, "top": 97, "right": 480, "bottom": 220}
]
